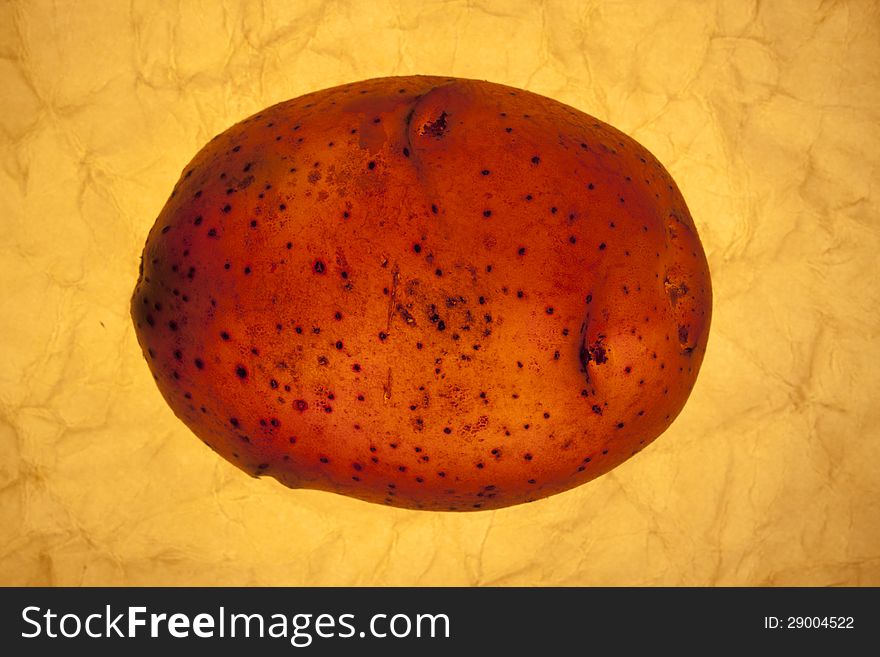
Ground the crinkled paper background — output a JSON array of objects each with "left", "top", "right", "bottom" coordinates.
[{"left": 1, "top": 0, "right": 878, "bottom": 585}]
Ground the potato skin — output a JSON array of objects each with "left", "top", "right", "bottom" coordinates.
[{"left": 131, "top": 75, "right": 711, "bottom": 511}]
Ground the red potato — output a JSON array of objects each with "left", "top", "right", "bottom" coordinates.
[{"left": 131, "top": 76, "right": 712, "bottom": 511}]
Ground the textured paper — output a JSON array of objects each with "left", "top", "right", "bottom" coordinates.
[{"left": 1, "top": 0, "right": 878, "bottom": 586}]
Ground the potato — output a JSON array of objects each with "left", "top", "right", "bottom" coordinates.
[{"left": 131, "top": 75, "right": 711, "bottom": 511}]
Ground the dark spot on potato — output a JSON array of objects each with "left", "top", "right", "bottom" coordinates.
[
  {"left": 665, "top": 278, "right": 689, "bottom": 306},
  {"left": 420, "top": 111, "right": 448, "bottom": 138},
  {"left": 590, "top": 342, "right": 607, "bottom": 364}
]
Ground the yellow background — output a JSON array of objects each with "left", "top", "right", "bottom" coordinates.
[{"left": 1, "top": 0, "right": 878, "bottom": 586}]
